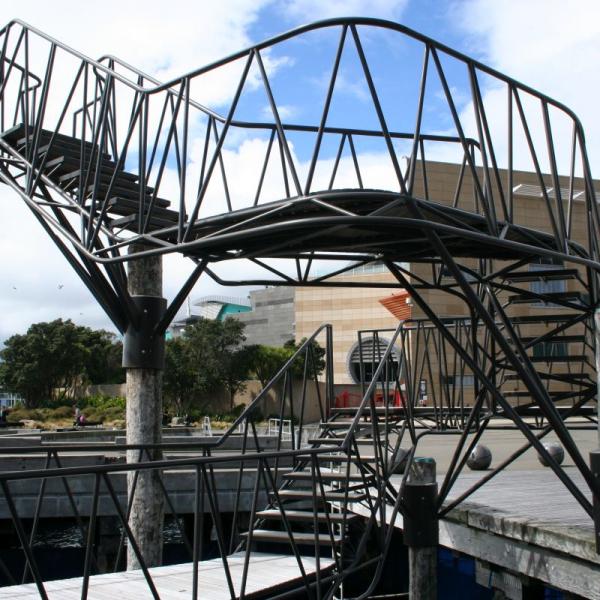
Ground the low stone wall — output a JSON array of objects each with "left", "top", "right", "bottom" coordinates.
[
  {"left": 81, "top": 383, "right": 126, "bottom": 397},
  {"left": 71, "top": 379, "right": 328, "bottom": 423},
  {"left": 0, "top": 468, "right": 284, "bottom": 519}
]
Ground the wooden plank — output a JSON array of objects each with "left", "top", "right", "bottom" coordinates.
[
  {"left": 0, "top": 552, "right": 334, "bottom": 599},
  {"left": 439, "top": 515, "right": 600, "bottom": 599},
  {"left": 351, "top": 468, "right": 599, "bottom": 597}
]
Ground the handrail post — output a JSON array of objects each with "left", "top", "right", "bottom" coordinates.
[
  {"left": 594, "top": 307, "right": 600, "bottom": 447},
  {"left": 402, "top": 457, "right": 438, "bottom": 600},
  {"left": 326, "top": 324, "right": 334, "bottom": 420},
  {"left": 592, "top": 450, "right": 600, "bottom": 553}
]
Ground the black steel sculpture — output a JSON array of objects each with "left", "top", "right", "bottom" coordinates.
[{"left": 0, "top": 16, "right": 599, "bottom": 599}]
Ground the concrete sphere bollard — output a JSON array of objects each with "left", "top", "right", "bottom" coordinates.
[
  {"left": 391, "top": 448, "right": 409, "bottom": 474},
  {"left": 467, "top": 444, "right": 492, "bottom": 470},
  {"left": 537, "top": 442, "right": 564, "bottom": 467}
]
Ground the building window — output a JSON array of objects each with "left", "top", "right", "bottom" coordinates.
[
  {"left": 347, "top": 338, "right": 401, "bottom": 385},
  {"left": 440, "top": 266, "right": 478, "bottom": 283},
  {"left": 442, "top": 375, "right": 475, "bottom": 387},
  {"left": 532, "top": 341, "right": 568, "bottom": 359},
  {"left": 346, "top": 261, "right": 388, "bottom": 276},
  {"left": 529, "top": 257, "right": 566, "bottom": 304}
]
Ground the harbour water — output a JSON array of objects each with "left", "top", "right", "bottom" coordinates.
[{"left": 0, "top": 518, "right": 570, "bottom": 598}]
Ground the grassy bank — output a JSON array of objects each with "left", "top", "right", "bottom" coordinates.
[{"left": 5, "top": 396, "right": 251, "bottom": 431}]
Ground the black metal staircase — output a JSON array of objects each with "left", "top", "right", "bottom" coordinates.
[{"left": 1, "top": 15, "right": 600, "bottom": 599}]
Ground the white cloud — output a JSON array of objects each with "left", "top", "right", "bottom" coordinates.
[
  {"left": 261, "top": 103, "right": 298, "bottom": 120},
  {"left": 280, "top": 0, "right": 409, "bottom": 22},
  {"left": 1, "top": 0, "right": 598, "bottom": 345},
  {"left": 0, "top": 193, "right": 114, "bottom": 340},
  {"left": 0, "top": 0, "right": 275, "bottom": 342},
  {"left": 4, "top": 0, "right": 272, "bottom": 84},
  {"left": 454, "top": 0, "right": 600, "bottom": 168}
]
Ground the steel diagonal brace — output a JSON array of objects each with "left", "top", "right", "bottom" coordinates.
[
  {"left": 402, "top": 194, "right": 595, "bottom": 489},
  {"left": 385, "top": 260, "right": 596, "bottom": 516}
]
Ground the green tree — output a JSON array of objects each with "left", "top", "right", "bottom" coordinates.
[
  {"left": 82, "top": 329, "right": 124, "bottom": 384},
  {"left": 163, "top": 317, "right": 253, "bottom": 414},
  {"left": 248, "top": 345, "right": 293, "bottom": 387},
  {"left": 0, "top": 319, "right": 123, "bottom": 408},
  {"left": 283, "top": 338, "right": 326, "bottom": 379},
  {"left": 247, "top": 339, "right": 326, "bottom": 390},
  {"left": 163, "top": 337, "right": 205, "bottom": 417}
]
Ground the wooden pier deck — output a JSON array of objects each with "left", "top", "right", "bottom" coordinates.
[
  {"left": 0, "top": 552, "right": 334, "bottom": 599},
  {"left": 377, "top": 467, "right": 599, "bottom": 599},
  {"left": 439, "top": 468, "right": 599, "bottom": 598}
]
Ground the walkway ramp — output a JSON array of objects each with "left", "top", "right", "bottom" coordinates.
[{"left": 0, "top": 552, "right": 333, "bottom": 599}]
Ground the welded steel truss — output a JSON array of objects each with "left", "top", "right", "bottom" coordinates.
[{"left": 0, "top": 15, "right": 599, "bottom": 599}]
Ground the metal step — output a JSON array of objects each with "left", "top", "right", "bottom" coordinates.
[
  {"left": 36, "top": 141, "right": 112, "bottom": 163},
  {"left": 274, "top": 489, "right": 368, "bottom": 502},
  {"left": 106, "top": 197, "right": 176, "bottom": 219},
  {"left": 84, "top": 182, "right": 158, "bottom": 201},
  {"left": 256, "top": 509, "right": 359, "bottom": 523},
  {"left": 321, "top": 421, "right": 391, "bottom": 429},
  {"left": 307, "top": 437, "right": 382, "bottom": 446},
  {"left": 509, "top": 315, "right": 578, "bottom": 325},
  {"left": 510, "top": 405, "right": 596, "bottom": 417},
  {"left": 503, "top": 372, "right": 592, "bottom": 384},
  {"left": 503, "top": 268, "right": 579, "bottom": 282},
  {"left": 67, "top": 175, "right": 143, "bottom": 197},
  {"left": 17, "top": 127, "right": 105, "bottom": 152},
  {"left": 42, "top": 154, "right": 120, "bottom": 176},
  {"left": 58, "top": 167, "right": 139, "bottom": 185},
  {"left": 502, "top": 390, "right": 581, "bottom": 399},
  {"left": 496, "top": 356, "right": 587, "bottom": 371},
  {"left": 111, "top": 213, "right": 178, "bottom": 232},
  {"left": 241, "top": 529, "right": 343, "bottom": 546},
  {"left": 315, "top": 453, "right": 379, "bottom": 463},
  {"left": 283, "top": 471, "right": 369, "bottom": 483},
  {"left": 513, "top": 335, "right": 586, "bottom": 344},
  {"left": 530, "top": 355, "right": 587, "bottom": 363},
  {"left": 507, "top": 291, "right": 587, "bottom": 306}
]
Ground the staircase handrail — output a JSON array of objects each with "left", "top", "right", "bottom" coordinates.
[
  {"left": 0, "top": 17, "right": 585, "bottom": 128},
  {"left": 83, "top": 52, "right": 479, "bottom": 151},
  {"left": 340, "top": 318, "right": 404, "bottom": 449},
  {"left": 212, "top": 323, "right": 332, "bottom": 446}
]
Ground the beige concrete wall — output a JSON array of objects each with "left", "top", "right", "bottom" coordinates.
[
  {"left": 236, "top": 379, "right": 327, "bottom": 424},
  {"left": 295, "top": 271, "right": 401, "bottom": 385},
  {"left": 294, "top": 160, "right": 594, "bottom": 404},
  {"left": 408, "top": 161, "right": 593, "bottom": 406}
]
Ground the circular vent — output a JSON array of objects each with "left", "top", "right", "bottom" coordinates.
[{"left": 347, "top": 337, "right": 402, "bottom": 384}]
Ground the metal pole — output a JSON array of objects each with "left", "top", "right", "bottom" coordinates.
[
  {"left": 124, "top": 242, "right": 166, "bottom": 569},
  {"left": 591, "top": 450, "right": 600, "bottom": 553},
  {"left": 402, "top": 457, "right": 438, "bottom": 600},
  {"left": 595, "top": 308, "right": 600, "bottom": 446}
]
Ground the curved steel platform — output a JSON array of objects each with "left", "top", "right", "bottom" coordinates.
[{"left": 0, "top": 15, "right": 599, "bottom": 600}]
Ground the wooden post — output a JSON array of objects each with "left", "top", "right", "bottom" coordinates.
[
  {"left": 403, "top": 457, "right": 438, "bottom": 600},
  {"left": 124, "top": 245, "right": 166, "bottom": 569}
]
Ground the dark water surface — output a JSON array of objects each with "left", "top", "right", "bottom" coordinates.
[{"left": 0, "top": 520, "right": 568, "bottom": 598}]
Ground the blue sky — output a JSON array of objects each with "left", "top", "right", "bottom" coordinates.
[{"left": 0, "top": 0, "right": 599, "bottom": 340}]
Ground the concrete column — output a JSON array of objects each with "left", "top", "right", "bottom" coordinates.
[
  {"left": 125, "top": 245, "right": 165, "bottom": 570},
  {"left": 403, "top": 457, "right": 438, "bottom": 600}
]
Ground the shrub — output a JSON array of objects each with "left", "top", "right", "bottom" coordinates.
[
  {"left": 50, "top": 406, "right": 73, "bottom": 419},
  {"left": 79, "top": 394, "right": 126, "bottom": 411}
]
